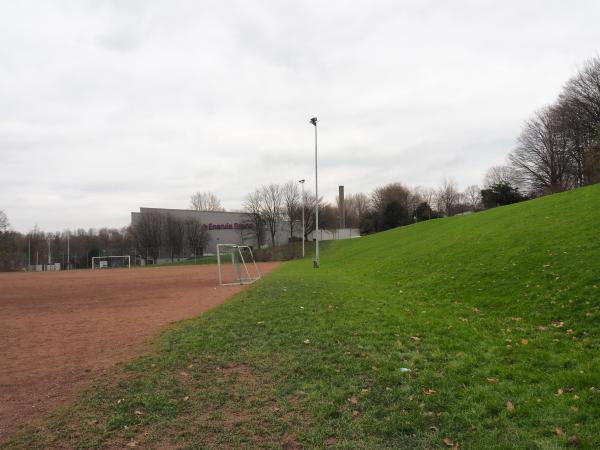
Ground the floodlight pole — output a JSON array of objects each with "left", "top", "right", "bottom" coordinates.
[
  {"left": 310, "top": 117, "right": 319, "bottom": 268},
  {"left": 299, "top": 179, "right": 305, "bottom": 258}
]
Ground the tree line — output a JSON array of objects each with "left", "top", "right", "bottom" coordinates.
[
  {"left": 506, "top": 56, "right": 600, "bottom": 195},
  {"left": 0, "top": 210, "right": 210, "bottom": 271},
  {"left": 133, "top": 212, "right": 209, "bottom": 263},
  {"left": 0, "top": 220, "right": 135, "bottom": 271}
]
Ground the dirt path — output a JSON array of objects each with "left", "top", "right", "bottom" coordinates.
[{"left": 0, "top": 263, "right": 279, "bottom": 441}]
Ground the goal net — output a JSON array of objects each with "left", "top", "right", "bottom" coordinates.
[
  {"left": 216, "top": 244, "right": 261, "bottom": 286},
  {"left": 91, "top": 255, "right": 131, "bottom": 269}
]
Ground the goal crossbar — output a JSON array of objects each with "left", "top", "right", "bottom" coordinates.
[
  {"left": 216, "top": 244, "right": 261, "bottom": 286},
  {"left": 91, "top": 255, "right": 131, "bottom": 269}
]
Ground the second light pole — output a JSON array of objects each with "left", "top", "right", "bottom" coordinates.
[{"left": 310, "top": 116, "right": 319, "bottom": 268}]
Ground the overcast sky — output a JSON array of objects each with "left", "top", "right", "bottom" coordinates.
[{"left": 1, "top": 0, "right": 599, "bottom": 232}]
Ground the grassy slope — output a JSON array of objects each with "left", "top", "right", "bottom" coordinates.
[{"left": 8, "top": 185, "right": 600, "bottom": 449}]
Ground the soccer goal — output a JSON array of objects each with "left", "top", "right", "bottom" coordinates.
[
  {"left": 216, "top": 244, "right": 261, "bottom": 286},
  {"left": 91, "top": 255, "right": 131, "bottom": 269}
]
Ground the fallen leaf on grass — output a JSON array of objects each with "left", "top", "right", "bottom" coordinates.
[
  {"left": 183, "top": 396, "right": 189, "bottom": 401},
  {"left": 351, "top": 410, "right": 360, "bottom": 419},
  {"left": 348, "top": 396, "right": 358, "bottom": 405},
  {"left": 134, "top": 410, "right": 144, "bottom": 416},
  {"left": 520, "top": 339, "right": 529, "bottom": 345},
  {"left": 443, "top": 437, "right": 459, "bottom": 448},
  {"left": 486, "top": 377, "right": 499, "bottom": 384},
  {"left": 554, "top": 427, "right": 564, "bottom": 436},
  {"left": 511, "top": 317, "right": 522, "bottom": 321},
  {"left": 568, "top": 435, "right": 578, "bottom": 446},
  {"left": 303, "top": 339, "right": 310, "bottom": 344},
  {"left": 424, "top": 388, "right": 435, "bottom": 396},
  {"left": 506, "top": 401, "right": 515, "bottom": 411},
  {"left": 566, "top": 329, "right": 575, "bottom": 335},
  {"left": 410, "top": 336, "right": 421, "bottom": 342},
  {"left": 127, "top": 441, "right": 138, "bottom": 447}
]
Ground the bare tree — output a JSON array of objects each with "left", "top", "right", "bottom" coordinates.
[
  {"left": 371, "top": 183, "right": 411, "bottom": 214},
  {"left": 463, "top": 185, "right": 482, "bottom": 210},
  {"left": 414, "top": 186, "right": 437, "bottom": 216},
  {"left": 165, "top": 215, "right": 185, "bottom": 262},
  {"left": 483, "top": 165, "right": 523, "bottom": 189},
  {"left": 584, "top": 123, "right": 600, "bottom": 183},
  {"left": 301, "top": 190, "right": 320, "bottom": 240},
  {"left": 243, "top": 190, "right": 266, "bottom": 248},
  {"left": 261, "top": 184, "right": 283, "bottom": 246},
  {"left": 185, "top": 219, "right": 209, "bottom": 258},
  {"left": 510, "top": 106, "right": 575, "bottom": 195},
  {"left": 436, "top": 179, "right": 461, "bottom": 216},
  {"left": 558, "top": 56, "right": 600, "bottom": 185},
  {"left": 0, "top": 210, "right": 9, "bottom": 232},
  {"left": 190, "top": 191, "right": 225, "bottom": 211},
  {"left": 133, "top": 212, "right": 163, "bottom": 262},
  {"left": 407, "top": 189, "right": 424, "bottom": 220},
  {"left": 319, "top": 203, "right": 339, "bottom": 235},
  {"left": 282, "top": 181, "right": 301, "bottom": 241},
  {"left": 0, "top": 213, "right": 21, "bottom": 271},
  {"left": 344, "top": 193, "right": 370, "bottom": 228}
]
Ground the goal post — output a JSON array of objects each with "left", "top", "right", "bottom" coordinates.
[
  {"left": 91, "top": 255, "right": 131, "bottom": 269},
  {"left": 216, "top": 244, "right": 261, "bottom": 286}
]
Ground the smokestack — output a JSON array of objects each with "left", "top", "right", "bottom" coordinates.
[{"left": 339, "top": 185, "right": 345, "bottom": 229}]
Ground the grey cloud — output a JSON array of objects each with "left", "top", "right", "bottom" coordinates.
[{"left": 2, "top": 0, "right": 600, "bottom": 231}]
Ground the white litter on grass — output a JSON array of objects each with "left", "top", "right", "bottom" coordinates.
[{"left": 399, "top": 368, "right": 411, "bottom": 373}]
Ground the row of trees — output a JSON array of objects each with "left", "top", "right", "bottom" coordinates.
[
  {"left": 506, "top": 57, "right": 600, "bottom": 195},
  {"left": 133, "top": 212, "right": 209, "bottom": 263},
  {"left": 0, "top": 216, "right": 135, "bottom": 271},
  {"left": 355, "top": 180, "right": 488, "bottom": 234},
  {"left": 238, "top": 178, "right": 497, "bottom": 240},
  {"left": 242, "top": 181, "right": 339, "bottom": 247},
  {"left": 0, "top": 209, "right": 211, "bottom": 271}
]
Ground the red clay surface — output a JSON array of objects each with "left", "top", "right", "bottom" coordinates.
[{"left": 0, "top": 263, "right": 278, "bottom": 441}]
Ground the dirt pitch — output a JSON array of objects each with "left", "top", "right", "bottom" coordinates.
[{"left": 0, "top": 263, "right": 279, "bottom": 441}]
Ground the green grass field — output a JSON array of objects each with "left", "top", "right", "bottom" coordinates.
[{"left": 7, "top": 185, "right": 600, "bottom": 449}]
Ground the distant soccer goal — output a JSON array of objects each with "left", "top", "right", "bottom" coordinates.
[
  {"left": 91, "top": 255, "right": 131, "bottom": 270},
  {"left": 216, "top": 244, "right": 261, "bottom": 286}
]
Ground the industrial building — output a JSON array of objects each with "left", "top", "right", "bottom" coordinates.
[{"left": 131, "top": 186, "right": 359, "bottom": 264}]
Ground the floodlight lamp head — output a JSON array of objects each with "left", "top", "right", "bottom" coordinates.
[
  {"left": 299, "top": 179, "right": 305, "bottom": 183},
  {"left": 310, "top": 117, "right": 317, "bottom": 126}
]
